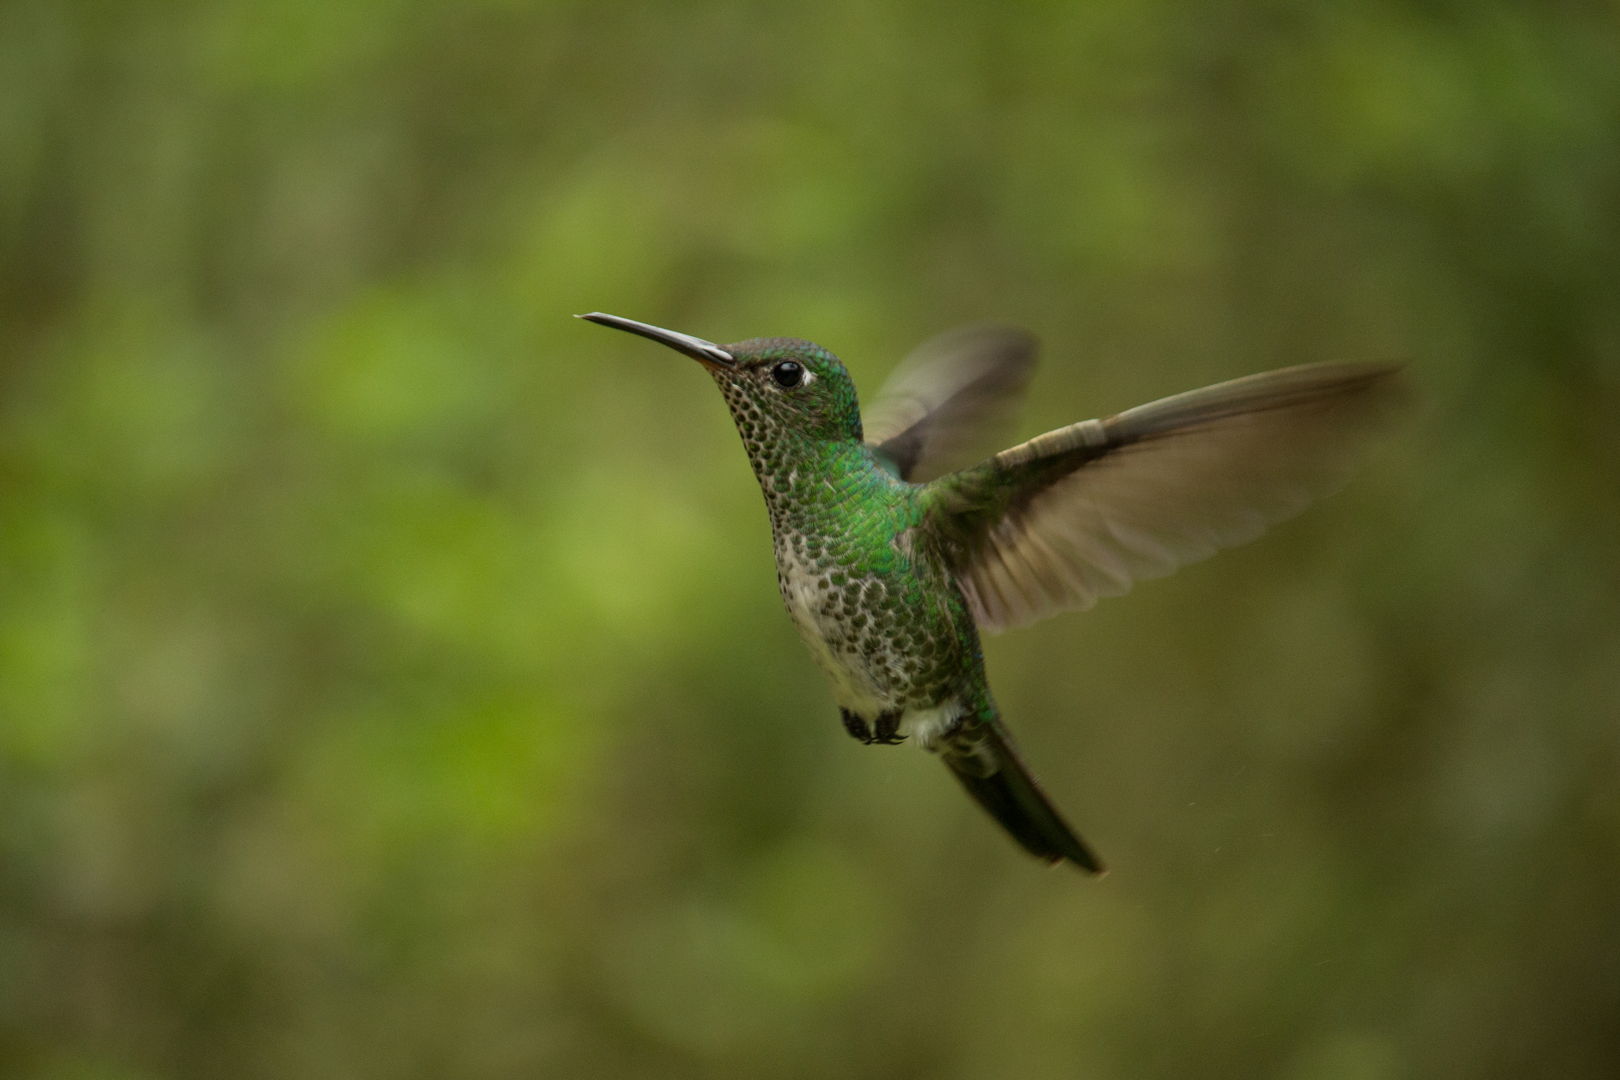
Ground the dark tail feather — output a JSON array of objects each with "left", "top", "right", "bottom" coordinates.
[{"left": 943, "top": 722, "right": 1104, "bottom": 874}]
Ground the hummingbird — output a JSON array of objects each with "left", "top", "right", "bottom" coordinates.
[{"left": 579, "top": 312, "right": 1400, "bottom": 873}]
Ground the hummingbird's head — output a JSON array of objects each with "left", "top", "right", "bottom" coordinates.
[
  {"left": 577, "top": 314, "right": 863, "bottom": 446},
  {"left": 714, "top": 337, "right": 862, "bottom": 444}
]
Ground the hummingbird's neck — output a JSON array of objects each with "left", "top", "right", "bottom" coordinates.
[{"left": 742, "top": 436, "right": 900, "bottom": 532}]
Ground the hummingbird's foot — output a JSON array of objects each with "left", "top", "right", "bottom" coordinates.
[
  {"left": 839, "top": 709, "right": 873, "bottom": 744},
  {"left": 871, "top": 709, "right": 908, "bottom": 745}
]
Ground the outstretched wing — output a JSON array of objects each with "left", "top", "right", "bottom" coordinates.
[
  {"left": 926, "top": 362, "right": 1403, "bottom": 633},
  {"left": 864, "top": 325, "right": 1038, "bottom": 483}
]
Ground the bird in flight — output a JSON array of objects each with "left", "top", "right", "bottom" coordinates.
[{"left": 580, "top": 312, "right": 1400, "bottom": 873}]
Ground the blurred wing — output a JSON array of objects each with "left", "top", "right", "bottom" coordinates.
[
  {"left": 864, "top": 325, "right": 1038, "bottom": 482},
  {"left": 928, "top": 363, "right": 1404, "bottom": 633}
]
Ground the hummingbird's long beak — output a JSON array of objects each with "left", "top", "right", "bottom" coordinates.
[{"left": 576, "top": 312, "right": 736, "bottom": 369}]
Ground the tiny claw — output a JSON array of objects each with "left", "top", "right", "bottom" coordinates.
[
  {"left": 872, "top": 710, "right": 907, "bottom": 745},
  {"left": 840, "top": 710, "right": 873, "bottom": 744}
]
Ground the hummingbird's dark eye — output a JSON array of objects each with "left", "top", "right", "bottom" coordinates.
[{"left": 769, "top": 360, "right": 805, "bottom": 389}]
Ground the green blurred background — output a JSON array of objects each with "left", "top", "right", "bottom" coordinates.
[{"left": 3, "top": 2, "right": 1618, "bottom": 1078}]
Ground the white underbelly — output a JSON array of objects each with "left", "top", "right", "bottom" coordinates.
[
  {"left": 780, "top": 566, "right": 963, "bottom": 746},
  {"left": 780, "top": 569, "right": 887, "bottom": 713}
]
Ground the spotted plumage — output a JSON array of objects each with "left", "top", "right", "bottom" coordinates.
[
  {"left": 580, "top": 312, "right": 1401, "bottom": 872},
  {"left": 710, "top": 340, "right": 991, "bottom": 749}
]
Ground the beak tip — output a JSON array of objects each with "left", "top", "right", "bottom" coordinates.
[{"left": 575, "top": 311, "right": 735, "bottom": 368}]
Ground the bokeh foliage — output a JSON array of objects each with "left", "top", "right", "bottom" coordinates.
[{"left": 3, "top": 2, "right": 1618, "bottom": 1078}]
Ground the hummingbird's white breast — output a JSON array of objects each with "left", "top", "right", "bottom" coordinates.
[
  {"left": 775, "top": 545, "right": 889, "bottom": 716},
  {"left": 774, "top": 539, "right": 965, "bottom": 750}
]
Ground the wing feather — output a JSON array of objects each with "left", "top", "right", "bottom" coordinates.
[
  {"left": 864, "top": 325, "right": 1038, "bottom": 482},
  {"left": 931, "top": 363, "right": 1403, "bottom": 633}
]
